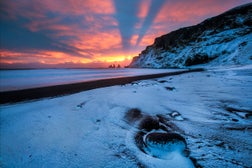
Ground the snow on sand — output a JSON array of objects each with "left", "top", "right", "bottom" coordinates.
[{"left": 0, "top": 66, "right": 252, "bottom": 167}]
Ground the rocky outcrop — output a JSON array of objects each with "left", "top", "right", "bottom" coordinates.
[{"left": 129, "top": 3, "right": 252, "bottom": 68}]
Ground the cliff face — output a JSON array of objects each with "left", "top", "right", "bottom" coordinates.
[{"left": 129, "top": 3, "right": 252, "bottom": 68}]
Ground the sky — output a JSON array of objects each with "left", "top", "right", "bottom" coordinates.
[{"left": 0, "top": 0, "right": 251, "bottom": 68}]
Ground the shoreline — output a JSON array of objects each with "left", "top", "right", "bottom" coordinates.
[{"left": 0, "top": 68, "right": 204, "bottom": 104}]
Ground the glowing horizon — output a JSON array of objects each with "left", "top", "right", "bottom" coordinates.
[{"left": 0, "top": 0, "right": 250, "bottom": 68}]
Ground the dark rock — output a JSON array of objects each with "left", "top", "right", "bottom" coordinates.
[
  {"left": 77, "top": 102, "right": 85, "bottom": 108},
  {"left": 190, "top": 157, "right": 203, "bottom": 168},
  {"left": 157, "top": 114, "right": 185, "bottom": 131},
  {"left": 156, "top": 114, "right": 171, "bottom": 131},
  {"left": 165, "top": 86, "right": 175, "bottom": 91},
  {"left": 224, "top": 106, "right": 252, "bottom": 116},
  {"left": 245, "top": 113, "right": 252, "bottom": 119},
  {"left": 156, "top": 114, "right": 170, "bottom": 122},
  {"left": 225, "top": 127, "right": 251, "bottom": 130},
  {"left": 158, "top": 80, "right": 167, "bottom": 83},
  {"left": 125, "top": 108, "right": 143, "bottom": 123},
  {"left": 239, "top": 41, "right": 247, "bottom": 46},
  {"left": 232, "top": 118, "right": 239, "bottom": 122},
  {"left": 216, "top": 141, "right": 225, "bottom": 147},
  {"left": 170, "top": 111, "right": 181, "bottom": 117},
  {"left": 185, "top": 54, "right": 217, "bottom": 66},
  {"left": 145, "top": 132, "right": 186, "bottom": 145},
  {"left": 169, "top": 111, "right": 184, "bottom": 121},
  {"left": 138, "top": 116, "right": 159, "bottom": 131},
  {"left": 134, "top": 131, "right": 146, "bottom": 153}
]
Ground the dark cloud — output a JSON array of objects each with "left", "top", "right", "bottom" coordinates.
[
  {"left": 0, "top": 18, "right": 83, "bottom": 57},
  {"left": 136, "top": 0, "right": 166, "bottom": 46},
  {"left": 0, "top": 62, "right": 111, "bottom": 69},
  {"left": 113, "top": 0, "right": 142, "bottom": 50}
]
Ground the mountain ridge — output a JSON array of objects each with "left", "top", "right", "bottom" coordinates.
[{"left": 129, "top": 3, "right": 252, "bottom": 68}]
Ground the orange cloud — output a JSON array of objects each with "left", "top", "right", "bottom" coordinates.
[
  {"left": 1, "top": 0, "right": 250, "bottom": 69},
  {"left": 0, "top": 50, "right": 91, "bottom": 64},
  {"left": 0, "top": 47, "right": 135, "bottom": 68}
]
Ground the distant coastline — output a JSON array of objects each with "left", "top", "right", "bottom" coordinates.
[{"left": 0, "top": 67, "right": 112, "bottom": 70}]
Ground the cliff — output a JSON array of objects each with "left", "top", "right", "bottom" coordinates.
[{"left": 129, "top": 3, "right": 252, "bottom": 68}]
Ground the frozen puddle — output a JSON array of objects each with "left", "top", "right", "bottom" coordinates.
[
  {"left": 144, "top": 132, "right": 186, "bottom": 159},
  {"left": 124, "top": 109, "right": 199, "bottom": 168}
]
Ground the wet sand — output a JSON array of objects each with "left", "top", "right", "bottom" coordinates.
[{"left": 0, "top": 68, "right": 204, "bottom": 104}]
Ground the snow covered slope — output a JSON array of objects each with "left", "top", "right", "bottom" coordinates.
[
  {"left": 1, "top": 66, "right": 251, "bottom": 167},
  {"left": 129, "top": 3, "right": 252, "bottom": 68}
]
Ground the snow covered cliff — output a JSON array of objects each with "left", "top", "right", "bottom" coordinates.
[{"left": 129, "top": 3, "right": 252, "bottom": 68}]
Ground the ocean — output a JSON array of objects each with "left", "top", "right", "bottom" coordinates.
[{"left": 0, "top": 68, "right": 180, "bottom": 91}]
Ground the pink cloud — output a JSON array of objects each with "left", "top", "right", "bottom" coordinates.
[
  {"left": 153, "top": 0, "right": 251, "bottom": 33},
  {"left": 1, "top": 0, "right": 251, "bottom": 68}
]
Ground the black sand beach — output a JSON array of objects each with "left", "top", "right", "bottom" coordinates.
[{"left": 0, "top": 68, "right": 203, "bottom": 104}]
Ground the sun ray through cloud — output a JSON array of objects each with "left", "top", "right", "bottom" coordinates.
[{"left": 0, "top": 0, "right": 251, "bottom": 68}]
